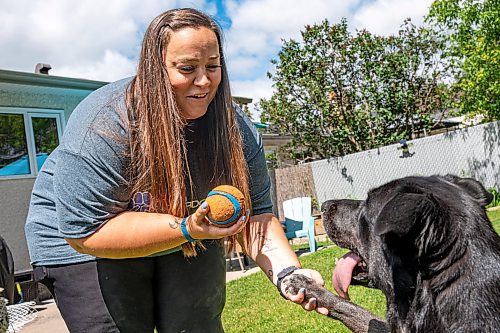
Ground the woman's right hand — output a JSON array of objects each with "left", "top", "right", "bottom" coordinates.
[{"left": 185, "top": 202, "right": 248, "bottom": 240}]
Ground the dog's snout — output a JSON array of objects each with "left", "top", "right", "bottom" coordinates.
[{"left": 321, "top": 200, "right": 337, "bottom": 214}]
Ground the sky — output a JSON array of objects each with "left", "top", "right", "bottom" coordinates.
[{"left": 0, "top": 0, "right": 435, "bottom": 119}]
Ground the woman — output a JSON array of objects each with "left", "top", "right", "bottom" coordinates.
[{"left": 25, "top": 8, "right": 324, "bottom": 332}]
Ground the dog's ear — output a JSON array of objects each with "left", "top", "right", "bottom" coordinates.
[
  {"left": 447, "top": 176, "right": 493, "bottom": 207},
  {"left": 374, "top": 193, "right": 436, "bottom": 236}
]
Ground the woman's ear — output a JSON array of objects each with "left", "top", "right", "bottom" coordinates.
[{"left": 374, "top": 192, "right": 436, "bottom": 237}]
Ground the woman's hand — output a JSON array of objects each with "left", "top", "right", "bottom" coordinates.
[
  {"left": 281, "top": 268, "right": 329, "bottom": 315},
  {"left": 186, "top": 202, "right": 248, "bottom": 240}
]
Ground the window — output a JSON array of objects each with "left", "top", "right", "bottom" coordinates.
[{"left": 0, "top": 108, "right": 64, "bottom": 177}]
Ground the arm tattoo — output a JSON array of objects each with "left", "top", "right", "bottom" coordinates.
[
  {"left": 262, "top": 237, "right": 278, "bottom": 252},
  {"left": 169, "top": 217, "right": 181, "bottom": 229},
  {"left": 255, "top": 230, "right": 278, "bottom": 252}
]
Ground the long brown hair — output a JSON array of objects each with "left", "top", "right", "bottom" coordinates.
[{"left": 126, "top": 8, "right": 251, "bottom": 256}]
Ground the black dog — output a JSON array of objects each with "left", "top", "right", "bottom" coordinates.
[{"left": 285, "top": 175, "right": 500, "bottom": 333}]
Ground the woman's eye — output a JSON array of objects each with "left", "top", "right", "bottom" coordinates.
[
  {"left": 207, "top": 64, "right": 221, "bottom": 72},
  {"left": 178, "top": 66, "right": 195, "bottom": 73}
]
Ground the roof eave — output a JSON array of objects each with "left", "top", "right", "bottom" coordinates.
[{"left": 0, "top": 69, "right": 108, "bottom": 91}]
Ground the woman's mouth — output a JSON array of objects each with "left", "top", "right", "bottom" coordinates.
[{"left": 188, "top": 93, "right": 209, "bottom": 99}]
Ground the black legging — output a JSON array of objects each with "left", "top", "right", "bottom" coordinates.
[
  {"left": 96, "top": 240, "right": 226, "bottom": 333},
  {"left": 33, "top": 261, "right": 119, "bottom": 333}
]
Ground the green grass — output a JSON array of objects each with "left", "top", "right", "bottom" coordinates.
[
  {"left": 223, "top": 242, "right": 385, "bottom": 333},
  {"left": 488, "top": 208, "right": 500, "bottom": 233},
  {"left": 222, "top": 210, "right": 500, "bottom": 333}
]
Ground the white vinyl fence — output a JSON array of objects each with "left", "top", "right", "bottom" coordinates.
[{"left": 310, "top": 121, "right": 500, "bottom": 205}]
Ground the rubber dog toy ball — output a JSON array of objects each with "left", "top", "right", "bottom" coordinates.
[{"left": 205, "top": 185, "right": 245, "bottom": 227}]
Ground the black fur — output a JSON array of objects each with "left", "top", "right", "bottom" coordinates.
[{"left": 321, "top": 175, "right": 500, "bottom": 333}]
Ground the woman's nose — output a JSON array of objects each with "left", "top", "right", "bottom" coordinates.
[{"left": 194, "top": 69, "right": 210, "bottom": 87}]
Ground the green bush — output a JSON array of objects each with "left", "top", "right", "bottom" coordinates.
[{"left": 487, "top": 187, "right": 500, "bottom": 208}]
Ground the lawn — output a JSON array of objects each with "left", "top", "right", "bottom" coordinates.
[
  {"left": 488, "top": 208, "right": 500, "bottom": 232},
  {"left": 222, "top": 210, "right": 500, "bottom": 333}
]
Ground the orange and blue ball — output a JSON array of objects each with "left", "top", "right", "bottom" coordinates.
[{"left": 205, "top": 185, "right": 245, "bottom": 227}]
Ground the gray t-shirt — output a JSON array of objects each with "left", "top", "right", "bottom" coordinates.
[{"left": 25, "top": 77, "right": 273, "bottom": 266}]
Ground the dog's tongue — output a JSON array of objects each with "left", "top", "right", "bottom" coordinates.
[{"left": 332, "top": 252, "right": 362, "bottom": 300}]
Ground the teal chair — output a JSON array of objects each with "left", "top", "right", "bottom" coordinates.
[{"left": 282, "top": 197, "right": 317, "bottom": 253}]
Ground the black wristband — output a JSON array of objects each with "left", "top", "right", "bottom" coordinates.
[{"left": 276, "top": 266, "right": 299, "bottom": 299}]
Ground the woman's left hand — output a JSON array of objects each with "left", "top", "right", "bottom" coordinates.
[{"left": 281, "top": 268, "right": 329, "bottom": 315}]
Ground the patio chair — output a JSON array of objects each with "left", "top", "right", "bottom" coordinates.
[{"left": 282, "top": 197, "right": 317, "bottom": 253}]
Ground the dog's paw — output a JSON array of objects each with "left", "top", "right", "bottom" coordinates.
[{"left": 283, "top": 274, "right": 318, "bottom": 297}]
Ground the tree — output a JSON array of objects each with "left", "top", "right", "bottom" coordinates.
[
  {"left": 426, "top": 0, "right": 500, "bottom": 121},
  {"left": 0, "top": 114, "right": 27, "bottom": 166},
  {"left": 258, "top": 18, "right": 451, "bottom": 161}
]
